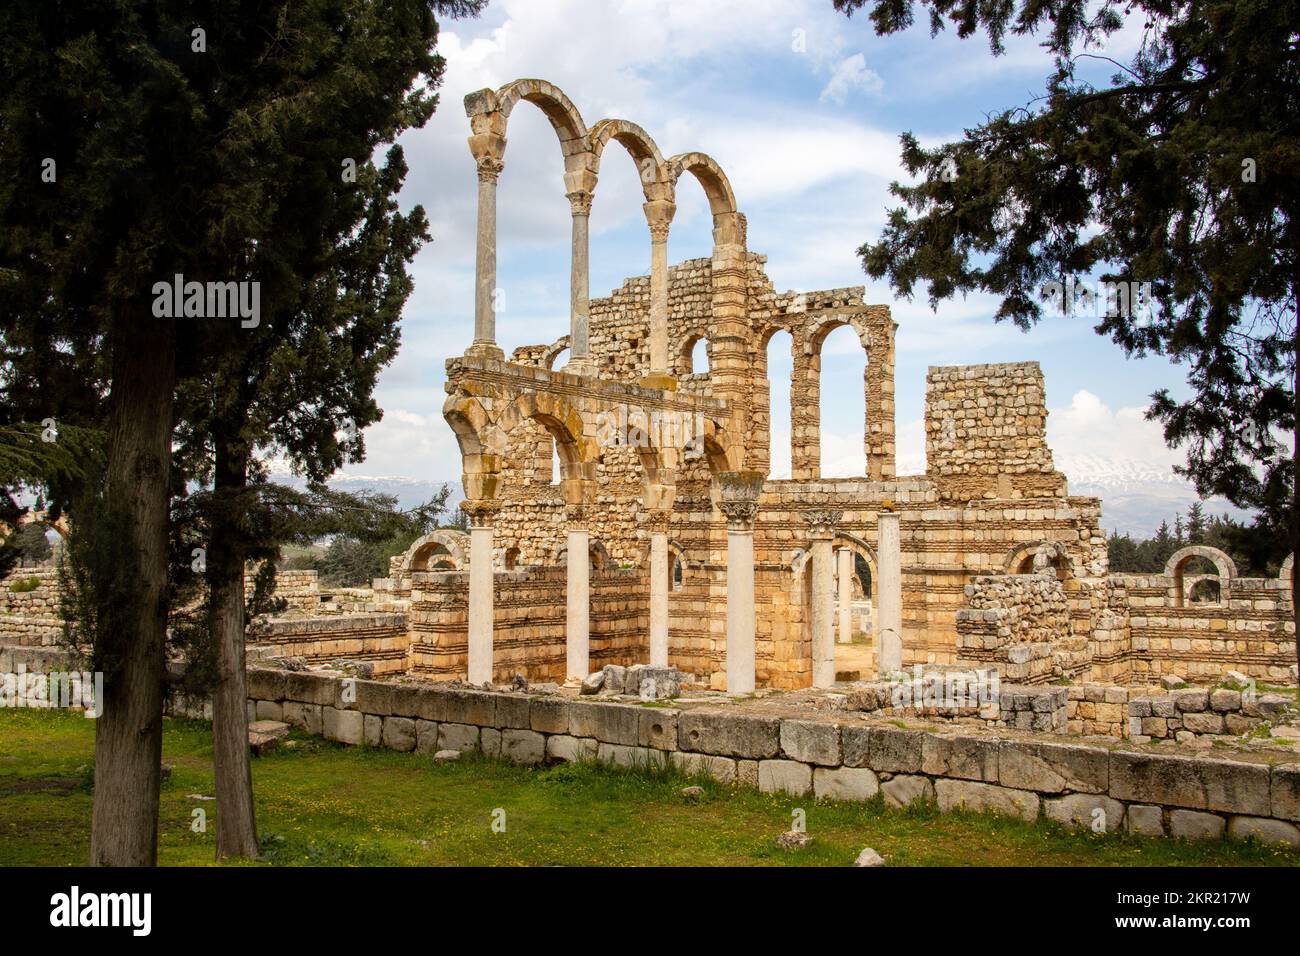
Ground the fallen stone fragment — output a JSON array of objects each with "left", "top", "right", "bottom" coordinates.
[
  {"left": 433, "top": 750, "right": 461, "bottom": 762},
  {"left": 854, "top": 847, "right": 886, "bottom": 867},
  {"left": 580, "top": 671, "right": 605, "bottom": 695},
  {"left": 680, "top": 786, "right": 704, "bottom": 799},
  {"left": 777, "top": 830, "right": 814, "bottom": 850}
]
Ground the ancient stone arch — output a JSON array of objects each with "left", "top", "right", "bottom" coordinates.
[
  {"left": 587, "top": 118, "right": 670, "bottom": 201},
  {"left": 1165, "top": 545, "right": 1236, "bottom": 607},
  {"left": 1004, "top": 540, "right": 1075, "bottom": 578},
  {"left": 401, "top": 530, "right": 470, "bottom": 573}
]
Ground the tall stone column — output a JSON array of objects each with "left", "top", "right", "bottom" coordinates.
[
  {"left": 719, "top": 471, "right": 764, "bottom": 695},
  {"left": 837, "top": 548, "right": 854, "bottom": 645},
  {"left": 805, "top": 511, "right": 841, "bottom": 688},
  {"left": 648, "top": 511, "right": 671, "bottom": 667},
  {"left": 463, "top": 500, "right": 500, "bottom": 685},
  {"left": 640, "top": 199, "right": 677, "bottom": 390},
  {"left": 565, "top": 507, "right": 590, "bottom": 681},
  {"left": 563, "top": 156, "right": 598, "bottom": 376},
  {"left": 877, "top": 506, "right": 903, "bottom": 675},
  {"left": 466, "top": 130, "right": 505, "bottom": 360}
]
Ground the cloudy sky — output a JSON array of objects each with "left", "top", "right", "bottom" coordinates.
[{"left": 356, "top": 0, "right": 1197, "bottom": 494}]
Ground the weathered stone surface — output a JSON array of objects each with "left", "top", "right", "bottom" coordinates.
[
  {"left": 1271, "top": 764, "right": 1300, "bottom": 821},
  {"left": 1168, "top": 809, "right": 1225, "bottom": 841},
  {"left": 530, "top": 697, "right": 570, "bottom": 734},
  {"left": 283, "top": 671, "right": 340, "bottom": 707},
  {"left": 998, "top": 740, "right": 1108, "bottom": 794},
  {"left": 597, "top": 743, "right": 665, "bottom": 769},
  {"left": 854, "top": 847, "right": 885, "bottom": 867},
  {"left": 415, "top": 719, "right": 440, "bottom": 754},
  {"left": 921, "top": 733, "right": 999, "bottom": 782},
  {"left": 388, "top": 683, "right": 425, "bottom": 718},
  {"left": 480, "top": 727, "right": 501, "bottom": 757},
  {"left": 1173, "top": 689, "right": 1209, "bottom": 712},
  {"left": 758, "top": 759, "right": 813, "bottom": 796},
  {"left": 323, "top": 706, "right": 364, "bottom": 745},
  {"left": 433, "top": 749, "right": 460, "bottom": 762},
  {"left": 1209, "top": 689, "right": 1242, "bottom": 712},
  {"left": 363, "top": 714, "right": 382, "bottom": 747},
  {"left": 246, "top": 667, "right": 287, "bottom": 702},
  {"left": 670, "top": 751, "right": 737, "bottom": 784},
  {"left": 1227, "top": 816, "right": 1300, "bottom": 848},
  {"left": 780, "top": 719, "right": 842, "bottom": 766},
  {"left": 437, "top": 722, "right": 479, "bottom": 753},
  {"left": 1181, "top": 711, "right": 1225, "bottom": 734},
  {"left": 381, "top": 716, "right": 416, "bottom": 752},
  {"left": 493, "top": 694, "right": 531, "bottom": 730},
  {"left": 1109, "top": 751, "right": 1271, "bottom": 815},
  {"left": 934, "top": 780, "right": 1040, "bottom": 822},
  {"left": 736, "top": 759, "right": 759, "bottom": 788},
  {"left": 282, "top": 701, "right": 322, "bottom": 736},
  {"left": 679, "top": 710, "right": 781, "bottom": 759},
  {"left": 545, "top": 734, "right": 598, "bottom": 763},
  {"left": 813, "top": 766, "right": 879, "bottom": 802},
  {"left": 580, "top": 671, "right": 604, "bottom": 695},
  {"left": 639, "top": 708, "right": 679, "bottom": 750},
  {"left": 840, "top": 725, "right": 871, "bottom": 767},
  {"left": 1043, "top": 794, "right": 1125, "bottom": 832},
  {"left": 881, "top": 774, "right": 933, "bottom": 808},
  {"left": 777, "top": 830, "right": 813, "bottom": 850},
  {"left": 864, "top": 727, "right": 924, "bottom": 773},
  {"left": 501, "top": 729, "right": 545, "bottom": 764},
  {"left": 254, "top": 701, "right": 283, "bottom": 722},
  {"left": 568, "top": 700, "right": 640, "bottom": 746},
  {"left": 1125, "top": 804, "right": 1165, "bottom": 837}
]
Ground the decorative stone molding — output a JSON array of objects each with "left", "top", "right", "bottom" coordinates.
[
  {"left": 717, "top": 470, "right": 764, "bottom": 532},
  {"left": 460, "top": 499, "right": 502, "bottom": 529},
  {"left": 803, "top": 509, "right": 842, "bottom": 539}
]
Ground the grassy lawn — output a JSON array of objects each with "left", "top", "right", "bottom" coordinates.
[{"left": 1, "top": 708, "right": 1297, "bottom": 867}]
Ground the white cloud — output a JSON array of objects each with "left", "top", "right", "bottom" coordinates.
[{"left": 819, "top": 53, "right": 884, "bottom": 104}]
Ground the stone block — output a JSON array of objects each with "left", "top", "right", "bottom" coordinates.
[
  {"left": 678, "top": 709, "right": 781, "bottom": 759},
  {"left": 758, "top": 759, "right": 813, "bottom": 796},
  {"left": 493, "top": 694, "right": 531, "bottom": 730},
  {"left": 545, "top": 735, "right": 598, "bottom": 763},
  {"left": 736, "top": 759, "right": 759, "bottom": 788},
  {"left": 1209, "top": 689, "right": 1242, "bottom": 712},
  {"left": 283, "top": 670, "right": 339, "bottom": 707},
  {"left": 381, "top": 716, "right": 416, "bottom": 752},
  {"left": 780, "top": 719, "right": 842, "bottom": 766},
  {"left": 998, "top": 740, "right": 1109, "bottom": 794},
  {"left": 1168, "top": 809, "right": 1225, "bottom": 841},
  {"left": 388, "top": 683, "right": 424, "bottom": 718},
  {"left": 813, "top": 767, "right": 879, "bottom": 802},
  {"left": 1109, "top": 751, "right": 1271, "bottom": 815},
  {"left": 1182, "top": 712, "right": 1225, "bottom": 734},
  {"left": 1271, "top": 764, "right": 1300, "bottom": 821},
  {"left": 670, "top": 751, "right": 737, "bottom": 784},
  {"left": 921, "top": 733, "right": 999, "bottom": 782},
  {"left": 501, "top": 729, "right": 545, "bottom": 764},
  {"left": 569, "top": 700, "right": 640, "bottom": 746},
  {"left": 530, "top": 697, "right": 570, "bottom": 735},
  {"left": 437, "top": 722, "right": 479, "bottom": 753},
  {"left": 597, "top": 743, "right": 665, "bottom": 769},
  {"left": 282, "top": 701, "right": 322, "bottom": 736},
  {"left": 246, "top": 667, "right": 286, "bottom": 702},
  {"left": 863, "top": 726, "right": 925, "bottom": 773},
  {"left": 881, "top": 774, "right": 933, "bottom": 808},
  {"left": 323, "top": 706, "right": 364, "bottom": 745},
  {"left": 363, "top": 714, "right": 382, "bottom": 747},
  {"left": 255, "top": 700, "right": 283, "bottom": 723},
  {"left": 1125, "top": 804, "right": 1165, "bottom": 837},
  {"left": 935, "top": 779, "right": 1040, "bottom": 822},
  {"left": 1173, "top": 689, "right": 1209, "bottom": 712},
  {"left": 639, "top": 708, "right": 679, "bottom": 750},
  {"left": 1227, "top": 816, "right": 1300, "bottom": 848},
  {"left": 1043, "top": 794, "right": 1125, "bottom": 832},
  {"left": 480, "top": 727, "right": 501, "bottom": 757},
  {"left": 415, "top": 719, "right": 440, "bottom": 754}
]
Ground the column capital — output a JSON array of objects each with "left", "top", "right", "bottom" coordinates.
[
  {"left": 475, "top": 156, "right": 505, "bottom": 183},
  {"left": 567, "top": 190, "right": 594, "bottom": 217},
  {"left": 645, "top": 510, "right": 672, "bottom": 535},
  {"left": 564, "top": 503, "right": 589, "bottom": 525},
  {"left": 718, "top": 470, "right": 763, "bottom": 530},
  {"left": 643, "top": 199, "right": 676, "bottom": 242},
  {"left": 803, "top": 509, "right": 842, "bottom": 539},
  {"left": 460, "top": 499, "right": 502, "bottom": 528}
]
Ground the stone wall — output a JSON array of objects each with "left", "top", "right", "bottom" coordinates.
[
  {"left": 408, "top": 566, "right": 649, "bottom": 683},
  {"left": 0, "top": 568, "right": 61, "bottom": 647},
  {"left": 238, "top": 666, "right": 1300, "bottom": 845},
  {"left": 1127, "top": 688, "right": 1294, "bottom": 746},
  {"left": 247, "top": 613, "right": 409, "bottom": 675}
]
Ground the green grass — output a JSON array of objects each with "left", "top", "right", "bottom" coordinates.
[{"left": 1, "top": 708, "right": 1297, "bottom": 867}]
